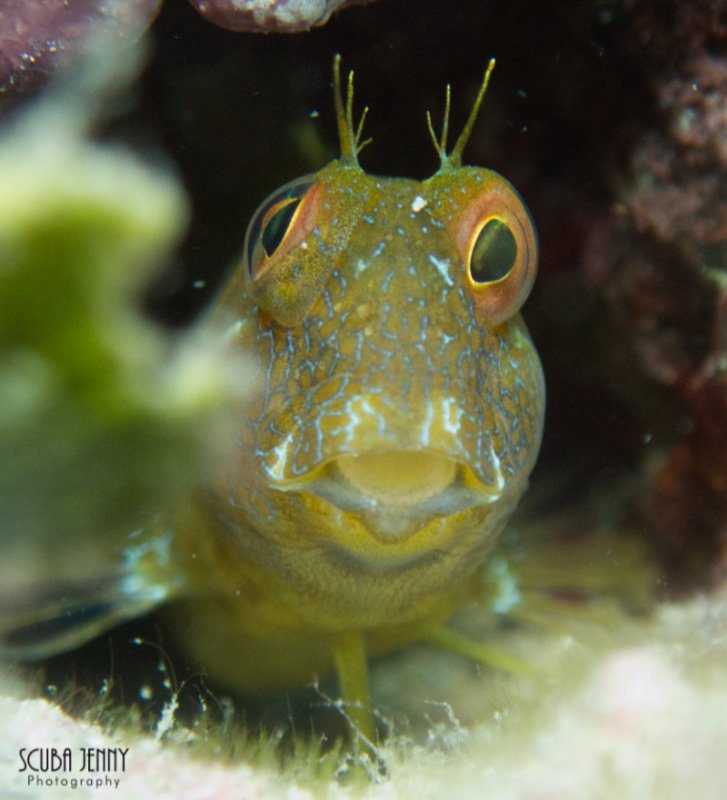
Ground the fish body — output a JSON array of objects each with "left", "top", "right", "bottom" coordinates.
[{"left": 168, "top": 64, "right": 545, "bottom": 696}]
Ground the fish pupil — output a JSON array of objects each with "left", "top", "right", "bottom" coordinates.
[
  {"left": 261, "top": 198, "right": 302, "bottom": 258},
  {"left": 470, "top": 218, "right": 517, "bottom": 283}
]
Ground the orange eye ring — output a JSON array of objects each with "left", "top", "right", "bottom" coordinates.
[
  {"left": 243, "top": 175, "right": 321, "bottom": 282},
  {"left": 455, "top": 182, "right": 538, "bottom": 325}
]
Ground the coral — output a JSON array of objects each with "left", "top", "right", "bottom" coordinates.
[
  {"left": 587, "top": 8, "right": 727, "bottom": 581},
  {"left": 0, "top": 0, "right": 162, "bottom": 101},
  {"left": 188, "top": 0, "right": 376, "bottom": 33},
  {"left": 0, "top": 0, "right": 379, "bottom": 102},
  {"left": 3, "top": 596, "right": 727, "bottom": 798}
]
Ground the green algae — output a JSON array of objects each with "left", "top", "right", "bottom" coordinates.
[{"left": 0, "top": 55, "right": 243, "bottom": 602}]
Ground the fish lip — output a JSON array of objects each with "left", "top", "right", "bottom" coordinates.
[
  {"left": 281, "top": 450, "right": 500, "bottom": 494},
  {"left": 334, "top": 456, "right": 500, "bottom": 507},
  {"left": 261, "top": 449, "right": 507, "bottom": 543}
]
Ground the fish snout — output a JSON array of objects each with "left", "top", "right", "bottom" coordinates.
[{"left": 256, "top": 374, "right": 517, "bottom": 520}]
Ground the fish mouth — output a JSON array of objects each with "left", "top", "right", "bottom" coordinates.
[
  {"left": 253, "top": 374, "right": 526, "bottom": 541},
  {"left": 335, "top": 450, "right": 457, "bottom": 507},
  {"left": 276, "top": 449, "right": 503, "bottom": 542}
]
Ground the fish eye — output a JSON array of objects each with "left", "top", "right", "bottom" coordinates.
[
  {"left": 468, "top": 218, "right": 517, "bottom": 284},
  {"left": 260, "top": 197, "right": 302, "bottom": 258},
  {"left": 457, "top": 182, "right": 538, "bottom": 325},
  {"left": 244, "top": 176, "right": 317, "bottom": 280}
]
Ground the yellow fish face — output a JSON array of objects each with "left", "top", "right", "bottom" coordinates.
[{"left": 207, "top": 136, "right": 544, "bottom": 633}]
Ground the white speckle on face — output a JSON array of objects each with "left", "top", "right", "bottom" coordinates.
[
  {"left": 488, "top": 442, "right": 506, "bottom": 492},
  {"left": 265, "top": 432, "right": 296, "bottom": 480},
  {"left": 300, "top": 241, "right": 308, "bottom": 250},
  {"left": 419, "top": 399, "right": 435, "bottom": 447},
  {"left": 429, "top": 253, "right": 454, "bottom": 286},
  {"left": 411, "top": 194, "right": 428, "bottom": 213},
  {"left": 343, "top": 397, "right": 382, "bottom": 444},
  {"left": 356, "top": 259, "right": 369, "bottom": 274},
  {"left": 441, "top": 396, "right": 463, "bottom": 436}
]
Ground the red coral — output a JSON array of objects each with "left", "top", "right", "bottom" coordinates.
[
  {"left": 592, "top": 7, "right": 727, "bottom": 584},
  {"left": 188, "top": 0, "right": 376, "bottom": 33},
  {"left": 648, "top": 349, "right": 727, "bottom": 579},
  {"left": 0, "top": 0, "right": 162, "bottom": 99},
  {"left": 0, "top": 0, "right": 379, "bottom": 100}
]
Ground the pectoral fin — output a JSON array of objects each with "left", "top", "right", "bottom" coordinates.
[{"left": 0, "top": 521, "right": 183, "bottom": 659}]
